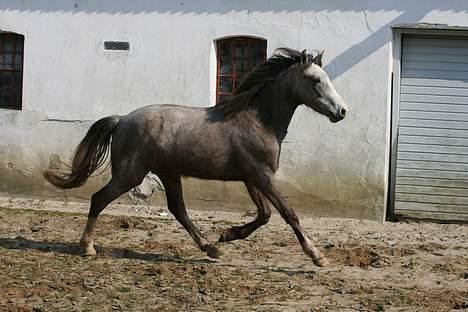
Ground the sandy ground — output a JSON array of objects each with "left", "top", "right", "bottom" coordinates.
[{"left": 0, "top": 196, "right": 467, "bottom": 312}]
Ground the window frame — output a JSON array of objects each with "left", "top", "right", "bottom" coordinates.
[
  {"left": 215, "top": 37, "right": 266, "bottom": 104},
  {"left": 0, "top": 32, "right": 24, "bottom": 110}
]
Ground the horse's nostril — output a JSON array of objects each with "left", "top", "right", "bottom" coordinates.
[{"left": 340, "top": 107, "right": 347, "bottom": 118}]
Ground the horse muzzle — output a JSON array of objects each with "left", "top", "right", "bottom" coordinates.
[{"left": 329, "top": 107, "right": 346, "bottom": 123}]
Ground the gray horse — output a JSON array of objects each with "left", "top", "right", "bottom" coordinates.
[{"left": 44, "top": 48, "right": 348, "bottom": 267}]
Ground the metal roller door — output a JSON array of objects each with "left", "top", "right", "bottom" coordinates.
[{"left": 394, "top": 34, "right": 468, "bottom": 221}]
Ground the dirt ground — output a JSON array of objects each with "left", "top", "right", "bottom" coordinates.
[{"left": 0, "top": 197, "right": 467, "bottom": 312}]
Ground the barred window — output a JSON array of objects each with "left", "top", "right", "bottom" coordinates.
[
  {"left": 216, "top": 37, "right": 266, "bottom": 103},
  {"left": 0, "top": 33, "right": 24, "bottom": 110}
]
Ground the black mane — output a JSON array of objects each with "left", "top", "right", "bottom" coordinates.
[{"left": 209, "top": 47, "right": 321, "bottom": 118}]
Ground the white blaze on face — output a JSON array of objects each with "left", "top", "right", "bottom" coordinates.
[{"left": 305, "top": 63, "right": 348, "bottom": 114}]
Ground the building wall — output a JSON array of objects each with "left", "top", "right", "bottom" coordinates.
[{"left": 0, "top": 0, "right": 467, "bottom": 221}]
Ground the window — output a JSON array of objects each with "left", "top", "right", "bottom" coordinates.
[
  {"left": 216, "top": 37, "right": 266, "bottom": 103},
  {"left": 0, "top": 33, "right": 24, "bottom": 110}
]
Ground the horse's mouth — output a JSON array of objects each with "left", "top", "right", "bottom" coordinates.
[{"left": 329, "top": 115, "right": 342, "bottom": 123}]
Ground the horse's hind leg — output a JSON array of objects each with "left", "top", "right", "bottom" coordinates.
[
  {"left": 79, "top": 179, "right": 136, "bottom": 255},
  {"left": 161, "top": 174, "right": 220, "bottom": 258},
  {"left": 218, "top": 183, "right": 271, "bottom": 242}
]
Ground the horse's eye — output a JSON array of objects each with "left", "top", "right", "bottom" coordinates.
[{"left": 310, "top": 77, "right": 321, "bottom": 84}]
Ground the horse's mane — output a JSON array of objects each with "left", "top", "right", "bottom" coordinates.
[{"left": 209, "top": 47, "right": 321, "bottom": 118}]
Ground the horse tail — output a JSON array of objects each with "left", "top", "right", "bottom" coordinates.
[{"left": 43, "top": 115, "right": 120, "bottom": 189}]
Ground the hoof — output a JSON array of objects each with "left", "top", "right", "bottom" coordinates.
[
  {"left": 82, "top": 248, "right": 97, "bottom": 256},
  {"left": 218, "top": 232, "right": 230, "bottom": 243},
  {"left": 203, "top": 244, "right": 221, "bottom": 259},
  {"left": 218, "top": 227, "right": 241, "bottom": 243},
  {"left": 313, "top": 256, "right": 330, "bottom": 267},
  {"left": 80, "top": 244, "right": 97, "bottom": 257},
  {"left": 82, "top": 250, "right": 97, "bottom": 257}
]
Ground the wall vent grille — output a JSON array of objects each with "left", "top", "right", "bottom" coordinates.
[{"left": 104, "top": 41, "right": 130, "bottom": 51}]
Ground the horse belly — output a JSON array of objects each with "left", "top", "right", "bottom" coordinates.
[
  {"left": 175, "top": 145, "right": 241, "bottom": 181},
  {"left": 141, "top": 107, "right": 242, "bottom": 180}
]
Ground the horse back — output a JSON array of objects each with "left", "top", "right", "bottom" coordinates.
[{"left": 117, "top": 105, "right": 246, "bottom": 180}]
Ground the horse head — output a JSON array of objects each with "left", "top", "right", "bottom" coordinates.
[{"left": 292, "top": 50, "right": 348, "bottom": 123}]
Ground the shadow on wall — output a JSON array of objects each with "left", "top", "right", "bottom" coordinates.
[
  {"left": 2, "top": 1, "right": 466, "bottom": 15},
  {"left": 2, "top": 1, "right": 467, "bottom": 80}
]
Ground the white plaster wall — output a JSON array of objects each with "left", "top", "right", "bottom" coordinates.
[{"left": 1, "top": 0, "right": 467, "bottom": 220}]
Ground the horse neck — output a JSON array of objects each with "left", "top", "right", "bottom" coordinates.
[{"left": 253, "top": 77, "right": 299, "bottom": 143}]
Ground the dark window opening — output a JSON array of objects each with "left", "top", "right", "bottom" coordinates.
[
  {"left": 216, "top": 37, "right": 266, "bottom": 103},
  {"left": 0, "top": 33, "right": 24, "bottom": 110}
]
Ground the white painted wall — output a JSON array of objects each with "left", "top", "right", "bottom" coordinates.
[{"left": 1, "top": 0, "right": 467, "bottom": 220}]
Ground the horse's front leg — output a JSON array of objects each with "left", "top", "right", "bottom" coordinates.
[
  {"left": 255, "top": 173, "right": 330, "bottom": 267},
  {"left": 218, "top": 183, "right": 271, "bottom": 242},
  {"left": 161, "top": 175, "right": 221, "bottom": 258}
]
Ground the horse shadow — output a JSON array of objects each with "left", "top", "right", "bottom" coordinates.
[
  {"left": 0, "top": 236, "right": 213, "bottom": 264},
  {"left": 0, "top": 236, "right": 318, "bottom": 276}
]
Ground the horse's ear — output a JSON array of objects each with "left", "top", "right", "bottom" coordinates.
[
  {"left": 313, "top": 50, "right": 324, "bottom": 67},
  {"left": 300, "top": 49, "right": 308, "bottom": 64}
]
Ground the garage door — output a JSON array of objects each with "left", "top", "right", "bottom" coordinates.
[{"left": 394, "top": 34, "right": 468, "bottom": 221}]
